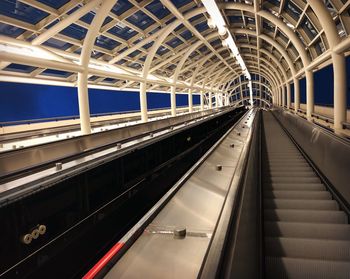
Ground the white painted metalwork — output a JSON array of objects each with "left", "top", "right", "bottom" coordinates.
[{"left": 0, "top": 0, "right": 349, "bottom": 134}]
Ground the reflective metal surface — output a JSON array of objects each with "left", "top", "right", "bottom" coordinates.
[
  {"left": 104, "top": 109, "right": 257, "bottom": 279},
  {"left": 0, "top": 109, "right": 227, "bottom": 203},
  {"left": 0, "top": 108, "right": 222, "bottom": 179}
]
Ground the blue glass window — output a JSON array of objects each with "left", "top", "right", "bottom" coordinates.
[
  {"left": 41, "top": 69, "right": 73, "bottom": 78},
  {"left": 108, "top": 25, "right": 137, "bottom": 40},
  {"left": 60, "top": 23, "right": 87, "bottom": 40},
  {"left": 146, "top": 1, "right": 170, "bottom": 19},
  {"left": 0, "top": 23, "right": 25, "bottom": 38},
  {"left": 95, "top": 35, "right": 120, "bottom": 50},
  {"left": 36, "top": 0, "right": 70, "bottom": 10},
  {"left": 4, "top": 63, "right": 36, "bottom": 73},
  {"left": 43, "top": 38, "right": 72, "bottom": 50},
  {"left": 111, "top": 0, "right": 133, "bottom": 16},
  {"left": 0, "top": 1, "right": 48, "bottom": 24},
  {"left": 126, "top": 11, "right": 155, "bottom": 30}
]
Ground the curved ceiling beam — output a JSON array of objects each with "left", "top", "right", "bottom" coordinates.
[
  {"left": 139, "top": 8, "right": 205, "bottom": 122},
  {"left": 169, "top": 32, "right": 226, "bottom": 116},
  {"left": 229, "top": 80, "right": 273, "bottom": 98},
  {"left": 239, "top": 43, "right": 288, "bottom": 83},
  {"left": 232, "top": 28, "right": 296, "bottom": 77},
  {"left": 244, "top": 61, "right": 280, "bottom": 93},
  {"left": 77, "top": 0, "right": 116, "bottom": 135},
  {"left": 222, "top": 3, "right": 310, "bottom": 67},
  {"left": 307, "top": 1, "right": 347, "bottom": 130},
  {"left": 244, "top": 55, "right": 284, "bottom": 87},
  {"left": 180, "top": 46, "right": 230, "bottom": 75},
  {"left": 150, "top": 31, "right": 221, "bottom": 74},
  {"left": 249, "top": 67, "right": 279, "bottom": 100}
]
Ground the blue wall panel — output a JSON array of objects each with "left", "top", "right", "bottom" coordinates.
[
  {"left": 89, "top": 89, "right": 140, "bottom": 114},
  {"left": 0, "top": 82, "right": 79, "bottom": 122},
  {"left": 291, "top": 82, "right": 294, "bottom": 103},
  {"left": 0, "top": 82, "right": 200, "bottom": 123},
  {"left": 176, "top": 93, "right": 188, "bottom": 107}
]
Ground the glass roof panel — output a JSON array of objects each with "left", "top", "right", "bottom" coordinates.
[
  {"left": 0, "top": 23, "right": 25, "bottom": 38},
  {"left": 170, "top": 0, "right": 192, "bottom": 8},
  {"left": 146, "top": 1, "right": 170, "bottom": 20},
  {"left": 111, "top": 0, "right": 133, "bottom": 16},
  {"left": 4, "top": 63, "right": 36, "bottom": 73},
  {"left": 108, "top": 24, "right": 137, "bottom": 40},
  {"left": 126, "top": 10, "right": 156, "bottom": 30},
  {"left": 95, "top": 35, "right": 120, "bottom": 50},
  {"left": 36, "top": 0, "right": 70, "bottom": 10},
  {"left": 41, "top": 69, "right": 73, "bottom": 78},
  {"left": 166, "top": 37, "right": 183, "bottom": 48},
  {"left": 0, "top": 1, "right": 48, "bottom": 24},
  {"left": 43, "top": 38, "right": 73, "bottom": 50},
  {"left": 60, "top": 23, "right": 88, "bottom": 41},
  {"left": 285, "top": 0, "right": 302, "bottom": 21}
]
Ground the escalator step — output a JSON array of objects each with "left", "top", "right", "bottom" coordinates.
[
  {"left": 264, "top": 183, "right": 325, "bottom": 191},
  {"left": 267, "top": 171, "right": 316, "bottom": 177},
  {"left": 266, "top": 165, "right": 313, "bottom": 171},
  {"left": 264, "top": 199, "right": 338, "bottom": 210},
  {"left": 264, "top": 209, "right": 347, "bottom": 224},
  {"left": 267, "top": 160, "right": 309, "bottom": 167},
  {"left": 264, "top": 177, "right": 321, "bottom": 184},
  {"left": 268, "top": 159, "right": 307, "bottom": 164},
  {"left": 265, "top": 237, "right": 350, "bottom": 261},
  {"left": 264, "top": 222, "right": 350, "bottom": 240},
  {"left": 264, "top": 190, "right": 330, "bottom": 200},
  {"left": 265, "top": 257, "right": 350, "bottom": 279}
]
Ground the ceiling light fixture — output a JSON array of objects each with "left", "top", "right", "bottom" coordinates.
[{"left": 201, "top": 0, "right": 253, "bottom": 107}]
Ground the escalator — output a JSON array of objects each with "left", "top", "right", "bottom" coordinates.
[{"left": 261, "top": 111, "right": 350, "bottom": 278}]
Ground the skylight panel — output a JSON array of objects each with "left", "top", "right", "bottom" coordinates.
[
  {"left": 126, "top": 11, "right": 155, "bottom": 30},
  {"left": 111, "top": 0, "right": 133, "bottom": 16},
  {"left": 0, "top": 23, "right": 25, "bottom": 38},
  {"left": 0, "top": 1, "right": 48, "bottom": 24},
  {"left": 146, "top": 1, "right": 170, "bottom": 20},
  {"left": 36, "top": 0, "right": 70, "bottom": 10}
]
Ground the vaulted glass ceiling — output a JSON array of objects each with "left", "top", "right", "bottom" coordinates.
[{"left": 0, "top": 0, "right": 349, "bottom": 96}]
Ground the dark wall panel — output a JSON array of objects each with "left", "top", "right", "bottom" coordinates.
[
  {"left": 300, "top": 77, "right": 306, "bottom": 104},
  {"left": 346, "top": 55, "right": 350, "bottom": 108},
  {"left": 314, "top": 64, "right": 333, "bottom": 107}
]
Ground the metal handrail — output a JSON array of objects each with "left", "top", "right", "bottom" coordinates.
[{"left": 0, "top": 105, "right": 199, "bottom": 127}]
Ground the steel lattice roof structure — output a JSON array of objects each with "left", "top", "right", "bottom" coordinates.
[{"left": 0, "top": 0, "right": 349, "bottom": 133}]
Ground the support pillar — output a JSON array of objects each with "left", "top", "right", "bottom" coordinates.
[
  {"left": 294, "top": 77, "right": 300, "bottom": 113},
  {"left": 171, "top": 85, "right": 176, "bottom": 117},
  {"left": 77, "top": 71, "right": 91, "bottom": 135},
  {"left": 200, "top": 90, "right": 204, "bottom": 111},
  {"left": 306, "top": 70, "right": 314, "bottom": 121},
  {"left": 188, "top": 89, "right": 193, "bottom": 113},
  {"left": 209, "top": 92, "right": 213, "bottom": 109},
  {"left": 140, "top": 82, "right": 148, "bottom": 122},
  {"left": 282, "top": 85, "right": 286, "bottom": 108},
  {"left": 287, "top": 82, "right": 291, "bottom": 109},
  {"left": 77, "top": 0, "right": 115, "bottom": 134},
  {"left": 333, "top": 52, "right": 347, "bottom": 131}
]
